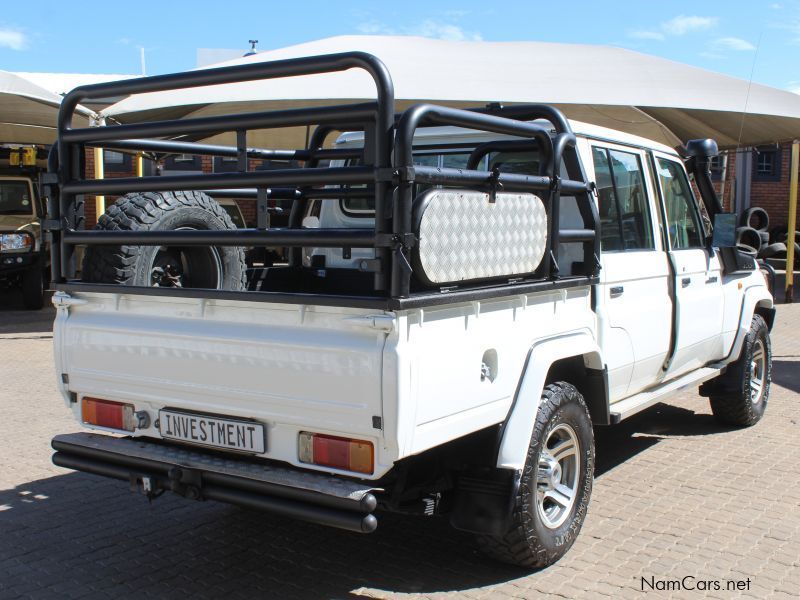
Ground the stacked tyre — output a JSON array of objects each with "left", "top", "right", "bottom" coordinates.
[{"left": 736, "top": 208, "right": 798, "bottom": 269}]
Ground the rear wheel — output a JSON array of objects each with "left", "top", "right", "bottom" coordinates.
[
  {"left": 82, "top": 191, "right": 246, "bottom": 290},
  {"left": 476, "top": 382, "right": 594, "bottom": 568},
  {"left": 710, "top": 315, "right": 771, "bottom": 427}
]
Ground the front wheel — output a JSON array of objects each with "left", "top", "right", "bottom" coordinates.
[
  {"left": 710, "top": 314, "right": 771, "bottom": 427},
  {"left": 476, "top": 382, "right": 594, "bottom": 568},
  {"left": 21, "top": 267, "right": 45, "bottom": 310}
]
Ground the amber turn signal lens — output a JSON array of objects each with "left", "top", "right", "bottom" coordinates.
[
  {"left": 298, "top": 432, "right": 374, "bottom": 474},
  {"left": 81, "top": 397, "right": 136, "bottom": 432}
]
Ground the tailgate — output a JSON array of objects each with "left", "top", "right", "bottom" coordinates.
[{"left": 53, "top": 292, "right": 393, "bottom": 476}]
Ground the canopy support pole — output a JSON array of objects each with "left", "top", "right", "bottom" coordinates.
[
  {"left": 786, "top": 140, "right": 798, "bottom": 303},
  {"left": 93, "top": 147, "right": 105, "bottom": 217}
]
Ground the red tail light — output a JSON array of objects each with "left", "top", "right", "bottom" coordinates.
[
  {"left": 298, "top": 432, "right": 374, "bottom": 474},
  {"left": 81, "top": 397, "right": 136, "bottom": 432}
]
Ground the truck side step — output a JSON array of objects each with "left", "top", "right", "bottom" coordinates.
[{"left": 609, "top": 367, "right": 721, "bottom": 423}]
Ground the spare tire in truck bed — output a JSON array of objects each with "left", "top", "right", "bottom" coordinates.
[{"left": 82, "top": 191, "right": 247, "bottom": 290}]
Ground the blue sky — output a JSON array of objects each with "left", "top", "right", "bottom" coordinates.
[{"left": 1, "top": 0, "right": 798, "bottom": 94}]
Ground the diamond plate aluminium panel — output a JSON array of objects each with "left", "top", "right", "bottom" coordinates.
[
  {"left": 415, "top": 190, "right": 548, "bottom": 284},
  {"left": 52, "top": 432, "right": 378, "bottom": 502}
]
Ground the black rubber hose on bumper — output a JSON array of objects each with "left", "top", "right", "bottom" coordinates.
[{"left": 52, "top": 452, "right": 378, "bottom": 534}]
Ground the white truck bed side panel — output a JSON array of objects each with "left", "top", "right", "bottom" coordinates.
[{"left": 392, "top": 287, "right": 596, "bottom": 459}]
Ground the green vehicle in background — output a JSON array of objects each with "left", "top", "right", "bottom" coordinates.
[{"left": 0, "top": 164, "right": 48, "bottom": 310}]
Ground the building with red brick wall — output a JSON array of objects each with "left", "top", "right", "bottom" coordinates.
[
  {"left": 83, "top": 149, "right": 272, "bottom": 229},
  {"left": 712, "top": 143, "right": 799, "bottom": 238}
]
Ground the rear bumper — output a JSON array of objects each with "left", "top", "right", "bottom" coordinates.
[{"left": 51, "top": 432, "right": 379, "bottom": 533}]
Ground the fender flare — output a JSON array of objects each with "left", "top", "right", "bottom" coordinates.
[
  {"left": 496, "top": 329, "right": 603, "bottom": 471},
  {"left": 724, "top": 284, "right": 774, "bottom": 365}
]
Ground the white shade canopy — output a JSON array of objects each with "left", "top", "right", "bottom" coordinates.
[
  {"left": 101, "top": 35, "right": 800, "bottom": 149},
  {"left": 0, "top": 71, "right": 94, "bottom": 145}
]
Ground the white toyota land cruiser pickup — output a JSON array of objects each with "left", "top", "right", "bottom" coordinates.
[{"left": 46, "top": 52, "right": 774, "bottom": 568}]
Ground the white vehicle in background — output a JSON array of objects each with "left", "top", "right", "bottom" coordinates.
[{"left": 46, "top": 53, "right": 773, "bottom": 568}]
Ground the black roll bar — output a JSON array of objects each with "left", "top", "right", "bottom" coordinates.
[{"left": 48, "top": 51, "right": 599, "bottom": 306}]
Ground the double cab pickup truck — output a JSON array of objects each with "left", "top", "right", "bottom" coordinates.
[{"left": 45, "top": 52, "right": 773, "bottom": 568}]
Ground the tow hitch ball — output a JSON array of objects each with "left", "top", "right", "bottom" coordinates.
[{"left": 129, "top": 467, "right": 203, "bottom": 502}]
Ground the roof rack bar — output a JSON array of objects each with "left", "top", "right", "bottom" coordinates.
[
  {"left": 58, "top": 51, "right": 394, "bottom": 132},
  {"left": 473, "top": 103, "right": 573, "bottom": 135},
  {"left": 63, "top": 228, "right": 376, "bottom": 248},
  {"left": 203, "top": 188, "right": 303, "bottom": 200},
  {"left": 95, "top": 139, "right": 310, "bottom": 161},
  {"left": 62, "top": 166, "right": 376, "bottom": 195},
  {"left": 63, "top": 103, "right": 378, "bottom": 144}
]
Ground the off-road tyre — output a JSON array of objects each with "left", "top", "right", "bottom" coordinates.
[
  {"left": 710, "top": 315, "right": 771, "bottom": 427},
  {"left": 82, "top": 191, "right": 246, "bottom": 290},
  {"left": 21, "top": 267, "right": 45, "bottom": 310},
  {"left": 476, "top": 382, "right": 594, "bottom": 568},
  {"left": 740, "top": 207, "right": 769, "bottom": 232}
]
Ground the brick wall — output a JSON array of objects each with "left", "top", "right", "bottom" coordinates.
[
  {"left": 84, "top": 148, "right": 137, "bottom": 228},
  {"left": 749, "top": 143, "right": 798, "bottom": 234},
  {"left": 83, "top": 153, "right": 269, "bottom": 228}
]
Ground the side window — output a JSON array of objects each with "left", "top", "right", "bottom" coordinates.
[
  {"left": 592, "top": 146, "right": 654, "bottom": 252},
  {"left": 657, "top": 158, "right": 704, "bottom": 249}
]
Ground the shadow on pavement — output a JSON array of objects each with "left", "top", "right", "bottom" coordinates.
[
  {"left": 771, "top": 359, "right": 800, "bottom": 394},
  {"left": 0, "top": 289, "right": 54, "bottom": 336},
  {"left": 0, "top": 471, "right": 530, "bottom": 598},
  {"left": 595, "top": 401, "right": 735, "bottom": 477},
  {"left": 0, "top": 402, "right": 742, "bottom": 598}
]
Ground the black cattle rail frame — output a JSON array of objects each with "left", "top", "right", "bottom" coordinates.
[{"left": 45, "top": 51, "right": 600, "bottom": 310}]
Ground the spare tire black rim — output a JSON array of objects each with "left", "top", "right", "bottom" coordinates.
[{"left": 150, "top": 227, "right": 222, "bottom": 289}]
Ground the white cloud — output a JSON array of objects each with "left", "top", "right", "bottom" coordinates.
[
  {"left": 662, "top": 15, "right": 718, "bottom": 35},
  {"left": 788, "top": 82, "right": 800, "bottom": 94},
  {"left": 712, "top": 37, "right": 756, "bottom": 51},
  {"left": 0, "top": 28, "right": 27, "bottom": 51},
  {"left": 356, "top": 21, "right": 385, "bottom": 34},
  {"left": 356, "top": 19, "right": 482, "bottom": 42},
  {"left": 413, "top": 20, "right": 482, "bottom": 41},
  {"left": 630, "top": 30, "right": 665, "bottom": 41},
  {"left": 628, "top": 14, "right": 717, "bottom": 42}
]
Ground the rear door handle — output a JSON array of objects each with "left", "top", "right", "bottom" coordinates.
[
  {"left": 610, "top": 286, "right": 624, "bottom": 297},
  {"left": 681, "top": 277, "right": 691, "bottom": 288}
]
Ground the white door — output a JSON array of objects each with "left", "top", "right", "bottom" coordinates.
[
  {"left": 587, "top": 142, "right": 672, "bottom": 402},
  {"left": 653, "top": 154, "right": 724, "bottom": 377}
]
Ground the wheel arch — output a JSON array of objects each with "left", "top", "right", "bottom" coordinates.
[
  {"left": 495, "top": 330, "right": 605, "bottom": 471},
  {"left": 725, "top": 285, "right": 775, "bottom": 366}
]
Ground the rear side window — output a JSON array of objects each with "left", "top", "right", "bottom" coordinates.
[
  {"left": 592, "top": 146, "right": 654, "bottom": 252},
  {"left": 657, "top": 158, "right": 704, "bottom": 249}
]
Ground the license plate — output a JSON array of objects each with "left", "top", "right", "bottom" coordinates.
[{"left": 158, "top": 410, "right": 265, "bottom": 454}]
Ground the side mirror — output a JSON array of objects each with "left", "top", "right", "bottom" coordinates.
[{"left": 711, "top": 213, "right": 736, "bottom": 248}]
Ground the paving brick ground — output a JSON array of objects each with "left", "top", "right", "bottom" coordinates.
[{"left": 0, "top": 289, "right": 798, "bottom": 599}]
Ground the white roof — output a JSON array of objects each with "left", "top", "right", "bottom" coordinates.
[
  {"left": 336, "top": 119, "right": 679, "bottom": 156},
  {"left": 0, "top": 71, "right": 93, "bottom": 145},
  {"left": 101, "top": 35, "right": 800, "bottom": 148},
  {"left": 12, "top": 72, "right": 139, "bottom": 97}
]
